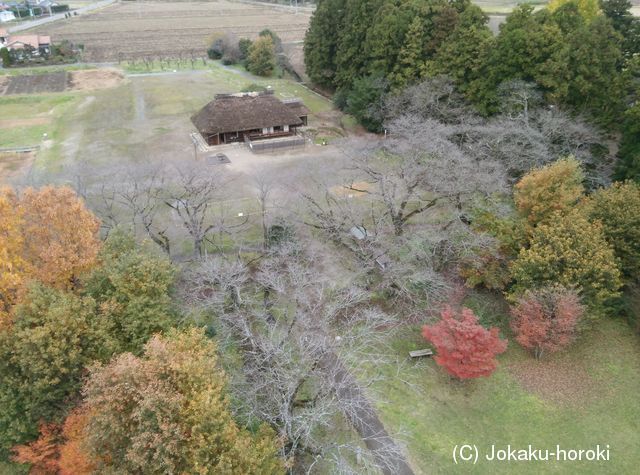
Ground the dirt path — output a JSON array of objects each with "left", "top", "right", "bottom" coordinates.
[{"left": 324, "top": 352, "right": 415, "bottom": 475}]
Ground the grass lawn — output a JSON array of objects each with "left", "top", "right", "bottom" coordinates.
[
  {"left": 368, "top": 299, "right": 640, "bottom": 474},
  {"left": 0, "top": 94, "right": 82, "bottom": 152}
]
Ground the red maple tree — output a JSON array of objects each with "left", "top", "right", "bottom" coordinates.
[
  {"left": 510, "top": 287, "right": 583, "bottom": 359},
  {"left": 422, "top": 306, "right": 507, "bottom": 379}
]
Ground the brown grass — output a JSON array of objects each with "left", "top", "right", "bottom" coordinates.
[
  {"left": 0, "top": 151, "right": 36, "bottom": 183},
  {"left": 0, "top": 117, "right": 51, "bottom": 128},
  {"left": 508, "top": 357, "right": 596, "bottom": 407}
]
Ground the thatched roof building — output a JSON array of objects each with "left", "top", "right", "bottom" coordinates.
[{"left": 191, "top": 91, "right": 309, "bottom": 146}]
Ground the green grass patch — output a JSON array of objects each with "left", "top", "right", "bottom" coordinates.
[
  {"left": 0, "top": 125, "right": 48, "bottom": 148},
  {"left": 366, "top": 312, "right": 640, "bottom": 474},
  {"left": 0, "top": 93, "right": 76, "bottom": 119},
  {"left": 0, "top": 64, "right": 91, "bottom": 76},
  {"left": 0, "top": 93, "right": 82, "bottom": 151}
]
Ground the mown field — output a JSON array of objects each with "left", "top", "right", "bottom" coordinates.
[
  {"left": 365, "top": 292, "right": 640, "bottom": 475},
  {"left": 28, "top": 0, "right": 310, "bottom": 62}
]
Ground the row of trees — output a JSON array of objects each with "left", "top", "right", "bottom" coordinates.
[
  {"left": 207, "top": 29, "right": 286, "bottom": 77},
  {"left": 304, "top": 0, "right": 640, "bottom": 182}
]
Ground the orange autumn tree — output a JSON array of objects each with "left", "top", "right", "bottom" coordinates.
[
  {"left": 58, "top": 409, "right": 95, "bottom": 475},
  {"left": 11, "top": 422, "right": 60, "bottom": 475},
  {"left": 11, "top": 408, "right": 95, "bottom": 475},
  {"left": 20, "top": 186, "right": 101, "bottom": 289},
  {"left": 0, "top": 186, "right": 100, "bottom": 319},
  {"left": 0, "top": 188, "right": 25, "bottom": 322}
]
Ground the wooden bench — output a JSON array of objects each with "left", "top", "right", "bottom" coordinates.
[{"left": 409, "top": 349, "right": 433, "bottom": 358}]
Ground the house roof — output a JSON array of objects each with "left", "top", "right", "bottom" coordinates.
[
  {"left": 0, "top": 28, "right": 7, "bottom": 37},
  {"left": 6, "top": 35, "right": 50, "bottom": 49},
  {"left": 191, "top": 92, "right": 309, "bottom": 135}
]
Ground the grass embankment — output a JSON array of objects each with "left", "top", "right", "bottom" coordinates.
[{"left": 369, "top": 294, "right": 640, "bottom": 474}]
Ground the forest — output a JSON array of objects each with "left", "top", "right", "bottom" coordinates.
[{"left": 305, "top": 0, "right": 640, "bottom": 182}]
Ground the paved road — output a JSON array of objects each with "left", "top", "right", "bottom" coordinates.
[
  {"left": 323, "top": 352, "right": 415, "bottom": 475},
  {"left": 7, "top": 0, "right": 116, "bottom": 33}
]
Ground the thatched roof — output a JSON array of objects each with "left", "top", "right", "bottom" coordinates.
[{"left": 191, "top": 92, "right": 309, "bottom": 135}]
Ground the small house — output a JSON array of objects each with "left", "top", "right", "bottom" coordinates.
[
  {"left": 191, "top": 91, "right": 309, "bottom": 146},
  {"left": 4, "top": 34, "right": 51, "bottom": 55}
]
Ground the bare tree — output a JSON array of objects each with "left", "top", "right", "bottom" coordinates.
[
  {"left": 337, "top": 117, "right": 505, "bottom": 237},
  {"left": 162, "top": 164, "right": 245, "bottom": 259},
  {"left": 185, "top": 242, "right": 411, "bottom": 474},
  {"left": 497, "top": 79, "right": 543, "bottom": 125}
]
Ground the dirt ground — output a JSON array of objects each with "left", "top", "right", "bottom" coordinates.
[
  {"left": 0, "top": 117, "right": 51, "bottom": 128},
  {"left": 30, "top": 0, "right": 311, "bottom": 62},
  {"left": 0, "top": 152, "right": 36, "bottom": 183},
  {"left": 0, "top": 69, "right": 125, "bottom": 96},
  {"left": 0, "top": 76, "right": 8, "bottom": 95},
  {"left": 3, "top": 72, "right": 67, "bottom": 95},
  {"left": 67, "top": 69, "right": 125, "bottom": 91}
]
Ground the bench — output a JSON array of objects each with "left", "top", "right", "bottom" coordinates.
[{"left": 409, "top": 349, "right": 433, "bottom": 358}]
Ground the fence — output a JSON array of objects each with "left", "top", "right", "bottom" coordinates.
[{"left": 245, "top": 135, "right": 306, "bottom": 153}]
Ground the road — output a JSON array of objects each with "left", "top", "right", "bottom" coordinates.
[
  {"left": 7, "top": 0, "right": 117, "bottom": 34},
  {"left": 323, "top": 352, "right": 416, "bottom": 475}
]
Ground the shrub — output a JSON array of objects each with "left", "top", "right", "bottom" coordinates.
[
  {"left": 510, "top": 286, "right": 584, "bottom": 358},
  {"left": 422, "top": 306, "right": 507, "bottom": 379}
]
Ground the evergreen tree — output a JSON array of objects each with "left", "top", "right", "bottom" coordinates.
[
  {"left": 364, "top": 2, "right": 413, "bottom": 78},
  {"left": 429, "top": 5, "right": 492, "bottom": 90},
  {"left": 304, "top": 0, "right": 346, "bottom": 87},
  {"left": 560, "top": 14, "right": 624, "bottom": 121},
  {"left": 390, "top": 16, "right": 428, "bottom": 89},
  {"left": 468, "top": 5, "right": 566, "bottom": 113},
  {"left": 334, "top": 0, "right": 385, "bottom": 88},
  {"left": 600, "top": 0, "right": 640, "bottom": 58},
  {"left": 614, "top": 103, "right": 640, "bottom": 183}
]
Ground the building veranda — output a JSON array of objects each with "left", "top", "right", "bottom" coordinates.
[{"left": 191, "top": 91, "right": 309, "bottom": 146}]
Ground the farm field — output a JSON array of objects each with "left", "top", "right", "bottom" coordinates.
[
  {"left": 0, "top": 69, "right": 124, "bottom": 95},
  {"left": 364, "top": 295, "right": 640, "bottom": 475},
  {"left": 28, "top": 0, "right": 311, "bottom": 62}
]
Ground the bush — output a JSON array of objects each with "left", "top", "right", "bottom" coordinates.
[
  {"left": 241, "top": 83, "right": 268, "bottom": 93},
  {"left": 0, "top": 48, "right": 10, "bottom": 68},
  {"left": 221, "top": 55, "right": 236, "bottom": 65},
  {"left": 238, "top": 38, "right": 252, "bottom": 61},
  {"left": 510, "top": 286, "right": 584, "bottom": 358},
  {"left": 344, "top": 75, "right": 388, "bottom": 132},
  {"left": 246, "top": 36, "right": 276, "bottom": 77}
]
